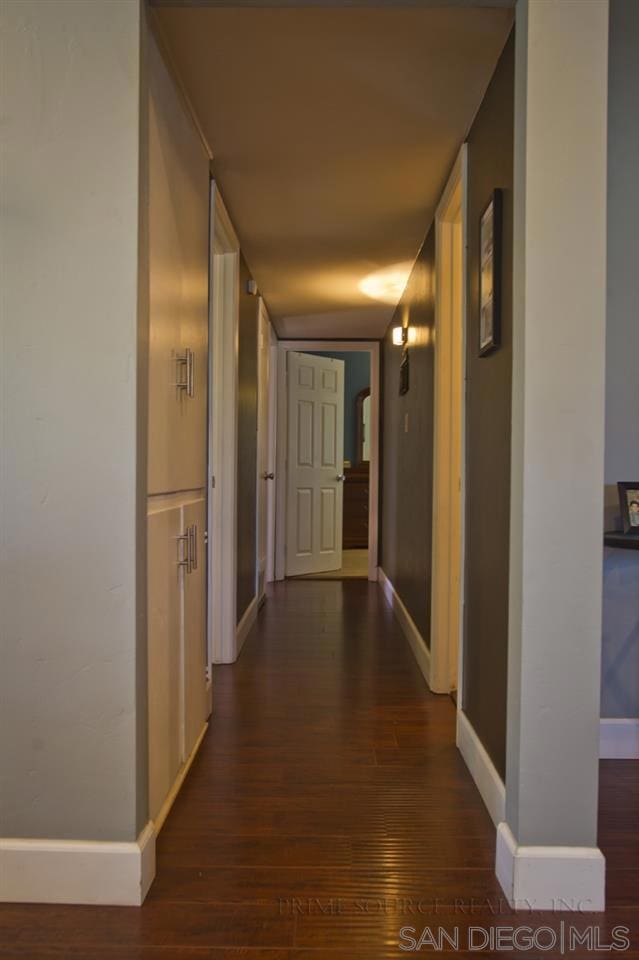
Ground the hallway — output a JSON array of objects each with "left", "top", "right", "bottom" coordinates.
[{"left": 1, "top": 580, "right": 637, "bottom": 957}]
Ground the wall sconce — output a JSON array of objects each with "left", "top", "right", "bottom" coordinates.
[{"left": 392, "top": 326, "right": 416, "bottom": 346}]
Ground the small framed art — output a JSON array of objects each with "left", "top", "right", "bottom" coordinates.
[
  {"left": 399, "top": 346, "right": 409, "bottom": 396},
  {"left": 479, "top": 189, "right": 502, "bottom": 357},
  {"left": 618, "top": 482, "right": 639, "bottom": 533}
]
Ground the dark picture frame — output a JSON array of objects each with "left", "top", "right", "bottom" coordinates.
[
  {"left": 355, "top": 387, "right": 371, "bottom": 465},
  {"left": 399, "top": 347, "right": 409, "bottom": 395},
  {"left": 479, "top": 189, "right": 502, "bottom": 357},
  {"left": 617, "top": 482, "right": 639, "bottom": 533}
]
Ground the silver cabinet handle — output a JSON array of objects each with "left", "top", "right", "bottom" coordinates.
[
  {"left": 175, "top": 348, "right": 195, "bottom": 398},
  {"left": 189, "top": 524, "right": 197, "bottom": 571},
  {"left": 186, "top": 348, "right": 194, "bottom": 398},
  {"left": 177, "top": 524, "right": 197, "bottom": 574},
  {"left": 336, "top": 474, "right": 346, "bottom": 482},
  {"left": 176, "top": 531, "right": 192, "bottom": 573},
  {"left": 174, "top": 352, "right": 188, "bottom": 392}
]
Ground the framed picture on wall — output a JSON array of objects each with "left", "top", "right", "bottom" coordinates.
[
  {"left": 618, "top": 482, "right": 639, "bottom": 533},
  {"left": 479, "top": 189, "right": 502, "bottom": 356},
  {"left": 399, "top": 346, "right": 409, "bottom": 395}
]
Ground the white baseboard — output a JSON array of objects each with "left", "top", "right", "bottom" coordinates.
[
  {"left": 600, "top": 718, "right": 639, "bottom": 759},
  {"left": 456, "top": 709, "right": 505, "bottom": 827},
  {"left": 496, "top": 822, "right": 605, "bottom": 912},
  {"left": 378, "top": 567, "right": 431, "bottom": 687},
  {"left": 236, "top": 594, "right": 258, "bottom": 655},
  {"left": 0, "top": 821, "right": 156, "bottom": 906}
]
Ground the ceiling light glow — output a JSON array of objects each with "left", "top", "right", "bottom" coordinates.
[{"left": 359, "top": 262, "right": 412, "bottom": 305}]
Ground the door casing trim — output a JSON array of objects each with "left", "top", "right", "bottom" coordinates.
[
  {"left": 209, "top": 183, "right": 240, "bottom": 663},
  {"left": 430, "top": 144, "right": 468, "bottom": 695}
]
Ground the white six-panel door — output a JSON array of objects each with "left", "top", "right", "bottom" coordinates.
[{"left": 285, "top": 352, "right": 344, "bottom": 576}]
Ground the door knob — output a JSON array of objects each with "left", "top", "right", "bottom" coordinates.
[
  {"left": 336, "top": 474, "right": 346, "bottom": 482},
  {"left": 263, "top": 472, "right": 275, "bottom": 480}
]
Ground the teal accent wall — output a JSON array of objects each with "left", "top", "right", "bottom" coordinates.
[{"left": 309, "top": 351, "right": 370, "bottom": 464}]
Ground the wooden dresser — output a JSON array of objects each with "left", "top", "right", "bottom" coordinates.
[{"left": 343, "top": 464, "right": 369, "bottom": 548}]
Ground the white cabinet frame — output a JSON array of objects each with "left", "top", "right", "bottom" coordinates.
[{"left": 209, "top": 184, "right": 240, "bottom": 663}]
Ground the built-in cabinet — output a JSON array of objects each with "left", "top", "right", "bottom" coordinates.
[
  {"left": 148, "top": 497, "right": 208, "bottom": 821},
  {"left": 147, "top": 503, "right": 182, "bottom": 817},
  {"left": 147, "top": 30, "right": 209, "bottom": 498},
  {"left": 182, "top": 498, "right": 208, "bottom": 758},
  {"left": 146, "top": 29, "right": 210, "bottom": 825}
]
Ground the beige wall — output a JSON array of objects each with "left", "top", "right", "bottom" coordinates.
[{"left": 0, "top": 0, "right": 145, "bottom": 841}]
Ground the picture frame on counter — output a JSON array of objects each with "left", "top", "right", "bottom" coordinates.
[{"left": 618, "top": 482, "right": 639, "bottom": 533}]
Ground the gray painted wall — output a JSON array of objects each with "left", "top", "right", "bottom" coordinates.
[
  {"left": 601, "top": 549, "right": 639, "bottom": 718},
  {"left": 310, "top": 351, "right": 370, "bottom": 464},
  {"left": 380, "top": 232, "right": 436, "bottom": 642},
  {"left": 604, "top": 0, "right": 639, "bottom": 494},
  {"left": 462, "top": 32, "right": 514, "bottom": 780},
  {"left": 0, "top": 0, "right": 145, "bottom": 841},
  {"left": 601, "top": 1, "right": 639, "bottom": 720},
  {"left": 504, "top": 0, "right": 609, "bottom": 849}
]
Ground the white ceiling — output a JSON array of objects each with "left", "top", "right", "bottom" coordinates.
[{"left": 155, "top": 4, "right": 513, "bottom": 338}]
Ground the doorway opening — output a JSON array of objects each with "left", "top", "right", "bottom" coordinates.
[{"left": 274, "top": 341, "right": 380, "bottom": 583}]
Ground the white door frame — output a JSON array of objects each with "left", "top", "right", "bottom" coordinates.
[
  {"left": 256, "top": 297, "right": 275, "bottom": 603},
  {"left": 429, "top": 144, "right": 468, "bottom": 695},
  {"left": 209, "top": 183, "right": 240, "bottom": 664},
  {"left": 275, "top": 340, "right": 380, "bottom": 583},
  {"left": 265, "top": 311, "right": 278, "bottom": 585}
]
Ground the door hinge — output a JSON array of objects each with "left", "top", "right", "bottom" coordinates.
[{"left": 211, "top": 475, "right": 216, "bottom": 489}]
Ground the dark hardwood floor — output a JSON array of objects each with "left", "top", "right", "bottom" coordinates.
[{"left": 1, "top": 580, "right": 637, "bottom": 958}]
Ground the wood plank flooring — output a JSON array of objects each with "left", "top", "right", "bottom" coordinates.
[{"left": 1, "top": 580, "right": 637, "bottom": 958}]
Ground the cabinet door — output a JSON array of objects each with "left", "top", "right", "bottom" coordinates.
[
  {"left": 147, "top": 504, "right": 182, "bottom": 821},
  {"left": 147, "top": 33, "right": 209, "bottom": 495},
  {"left": 177, "top": 171, "right": 209, "bottom": 494},
  {"left": 182, "top": 498, "right": 209, "bottom": 760}
]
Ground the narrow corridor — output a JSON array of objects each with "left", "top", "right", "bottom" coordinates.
[{"left": 1, "top": 581, "right": 638, "bottom": 957}]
